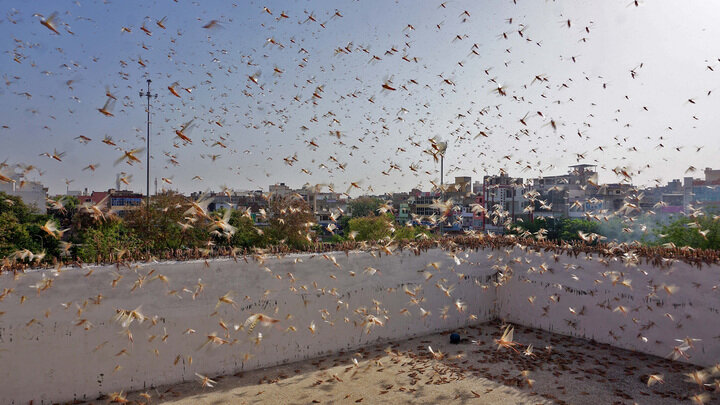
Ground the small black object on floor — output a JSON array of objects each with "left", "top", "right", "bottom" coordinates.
[{"left": 450, "top": 333, "right": 460, "bottom": 344}]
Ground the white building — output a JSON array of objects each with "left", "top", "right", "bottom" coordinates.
[{"left": 0, "top": 174, "right": 48, "bottom": 213}]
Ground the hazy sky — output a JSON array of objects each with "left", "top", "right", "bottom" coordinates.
[{"left": 2, "top": 0, "right": 720, "bottom": 195}]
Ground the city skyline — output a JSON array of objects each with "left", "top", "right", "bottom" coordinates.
[{"left": 46, "top": 162, "right": 720, "bottom": 198}]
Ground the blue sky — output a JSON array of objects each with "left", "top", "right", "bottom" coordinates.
[{"left": 1, "top": 0, "right": 720, "bottom": 195}]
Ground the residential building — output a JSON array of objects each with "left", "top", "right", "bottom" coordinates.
[
  {"left": 483, "top": 172, "right": 528, "bottom": 228},
  {"left": 532, "top": 164, "right": 599, "bottom": 217},
  {"left": 269, "top": 183, "right": 292, "bottom": 197},
  {"left": 108, "top": 190, "right": 144, "bottom": 216},
  {"left": 77, "top": 189, "right": 142, "bottom": 217},
  {"left": 408, "top": 189, "right": 440, "bottom": 217},
  {"left": 0, "top": 174, "right": 48, "bottom": 213}
]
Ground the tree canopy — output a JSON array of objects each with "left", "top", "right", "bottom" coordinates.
[
  {"left": 348, "top": 197, "right": 383, "bottom": 218},
  {"left": 0, "top": 192, "right": 59, "bottom": 260},
  {"left": 655, "top": 214, "right": 720, "bottom": 250}
]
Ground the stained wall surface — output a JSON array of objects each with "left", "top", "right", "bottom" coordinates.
[
  {"left": 497, "top": 247, "right": 720, "bottom": 367},
  {"left": 1, "top": 246, "right": 718, "bottom": 404},
  {"left": 0, "top": 249, "right": 496, "bottom": 404}
]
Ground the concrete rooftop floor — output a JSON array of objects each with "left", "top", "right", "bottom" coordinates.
[{"left": 101, "top": 321, "right": 708, "bottom": 405}]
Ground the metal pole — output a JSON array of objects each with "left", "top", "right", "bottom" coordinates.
[
  {"left": 440, "top": 156, "right": 444, "bottom": 187},
  {"left": 139, "top": 80, "right": 157, "bottom": 248},
  {"left": 146, "top": 79, "right": 150, "bottom": 233},
  {"left": 511, "top": 187, "right": 515, "bottom": 222},
  {"left": 440, "top": 155, "right": 444, "bottom": 235}
]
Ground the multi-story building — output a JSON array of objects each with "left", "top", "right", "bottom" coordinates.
[
  {"left": 661, "top": 194, "right": 684, "bottom": 214},
  {"left": 532, "top": 164, "right": 600, "bottom": 217},
  {"left": 268, "top": 183, "right": 292, "bottom": 197},
  {"left": 108, "top": 190, "right": 144, "bottom": 216},
  {"left": 78, "top": 191, "right": 107, "bottom": 207},
  {"left": 77, "top": 189, "right": 143, "bottom": 217},
  {"left": 593, "top": 183, "right": 636, "bottom": 214},
  {"left": 0, "top": 174, "right": 48, "bottom": 213},
  {"left": 640, "top": 179, "right": 683, "bottom": 215},
  {"left": 641, "top": 168, "right": 720, "bottom": 215},
  {"left": 396, "top": 203, "right": 410, "bottom": 225},
  {"left": 682, "top": 169, "right": 720, "bottom": 211},
  {"left": 483, "top": 172, "right": 528, "bottom": 225},
  {"left": 471, "top": 195, "right": 485, "bottom": 229},
  {"left": 203, "top": 190, "right": 267, "bottom": 218},
  {"left": 704, "top": 167, "right": 720, "bottom": 183},
  {"left": 447, "top": 176, "right": 472, "bottom": 195},
  {"left": 298, "top": 186, "right": 348, "bottom": 227},
  {"left": 202, "top": 184, "right": 348, "bottom": 228},
  {"left": 444, "top": 176, "right": 475, "bottom": 210},
  {"left": 408, "top": 189, "right": 440, "bottom": 217}
]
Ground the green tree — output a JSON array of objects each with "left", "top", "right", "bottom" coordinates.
[
  {"left": 512, "top": 217, "right": 600, "bottom": 242},
  {"left": 266, "top": 195, "right": 316, "bottom": 249},
  {"left": 48, "top": 195, "right": 79, "bottom": 229},
  {"left": 228, "top": 211, "right": 266, "bottom": 248},
  {"left": 0, "top": 192, "right": 39, "bottom": 223},
  {"left": 0, "top": 192, "right": 59, "bottom": 261},
  {"left": 655, "top": 214, "right": 720, "bottom": 249},
  {"left": 511, "top": 217, "right": 559, "bottom": 240},
  {"left": 595, "top": 215, "right": 652, "bottom": 244},
  {"left": 75, "top": 218, "right": 142, "bottom": 262},
  {"left": 392, "top": 224, "right": 431, "bottom": 241},
  {"left": 348, "top": 215, "right": 391, "bottom": 241},
  {"left": 349, "top": 197, "right": 383, "bottom": 218},
  {"left": 338, "top": 214, "right": 352, "bottom": 235},
  {"left": 557, "top": 218, "right": 600, "bottom": 242},
  {"left": 0, "top": 211, "right": 34, "bottom": 258},
  {"left": 124, "top": 191, "right": 210, "bottom": 252}
]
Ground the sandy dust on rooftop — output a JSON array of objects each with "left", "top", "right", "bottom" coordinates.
[{"left": 105, "top": 321, "right": 702, "bottom": 405}]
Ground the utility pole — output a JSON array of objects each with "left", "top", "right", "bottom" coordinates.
[
  {"left": 437, "top": 140, "right": 448, "bottom": 235},
  {"left": 139, "top": 79, "right": 157, "bottom": 236},
  {"left": 440, "top": 154, "right": 444, "bottom": 188},
  {"left": 440, "top": 154, "right": 444, "bottom": 235}
]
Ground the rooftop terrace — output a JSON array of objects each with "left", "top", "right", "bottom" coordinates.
[{"left": 114, "top": 322, "right": 700, "bottom": 405}]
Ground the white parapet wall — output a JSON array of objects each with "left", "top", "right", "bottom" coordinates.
[
  {"left": 496, "top": 246, "right": 720, "bottom": 367},
  {"left": 0, "top": 248, "right": 497, "bottom": 404},
  {"left": 1, "top": 245, "right": 719, "bottom": 404}
]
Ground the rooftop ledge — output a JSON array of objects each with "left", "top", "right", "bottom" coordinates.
[
  {"left": 6, "top": 235, "right": 720, "bottom": 273},
  {"left": 0, "top": 242, "right": 718, "bottom": 404}
]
